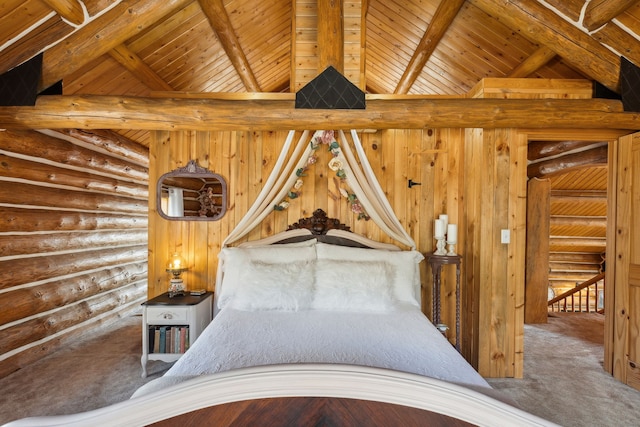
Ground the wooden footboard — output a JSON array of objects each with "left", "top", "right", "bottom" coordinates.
[{"left": 3, "top": 364, "right": 557, "bottom": 427}]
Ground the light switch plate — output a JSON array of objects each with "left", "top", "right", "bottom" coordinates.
[{"left": 501, "top": 229, "right": 510, "bottom": 244}]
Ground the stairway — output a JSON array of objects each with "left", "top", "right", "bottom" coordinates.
[{"left": 548, "top": 272, "right": 605, "bottom": 313}]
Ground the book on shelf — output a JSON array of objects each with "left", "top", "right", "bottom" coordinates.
[
  {"left": 153, "top": 328, "right": 160, "bottom": 353},
  {"left": 179, "top": 327, "right": 186, "bottom": 353},
  {"left": 148, "top": 325, "right": 190, "bottom": 354},
  {"left": 148, "top": 326, "right": 156, "bottom": 353},
  {"left": 159, "top": 327, "right": 166, "bottom": 353}
]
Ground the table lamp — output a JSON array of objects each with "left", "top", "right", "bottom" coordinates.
[{"left": 166, "top": 252, "right": 187, "bottom": 297}]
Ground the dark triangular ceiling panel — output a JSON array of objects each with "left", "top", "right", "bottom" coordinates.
[
  {"left": 620, "top": 57, "right": 640, "bottom": 112},
  {"left": 0, "top": 53, "right": 42, "bottom": 106},
  {"left": 295, "top": 66, "right": 365, "bottom": 109}
]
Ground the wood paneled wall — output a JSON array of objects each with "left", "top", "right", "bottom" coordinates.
[
  {"left": 462, "top": 78, "right": 594, "bottom": 377},
  {"left": 148, "top": 128, "right": 465, "bottom": 345},
  {"left": 462, "top": 128, "right": 527, "bottom": 378},
  {"left": 147, "top": 80, "right": 594, "bottom": 379},
  {"left": 147, "top": 126, "right": 526, "bottom": 377},
  {"left": 0, "top": 129, "right": 149, "bottom": 379}
]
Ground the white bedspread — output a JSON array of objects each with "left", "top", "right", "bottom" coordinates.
[{"left": 165, "top": 304, "right": 488, "bottom": 388}]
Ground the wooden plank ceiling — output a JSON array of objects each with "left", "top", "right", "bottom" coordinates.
[{"left": 2, "top": 0, "right": 634, "bottom": 290}]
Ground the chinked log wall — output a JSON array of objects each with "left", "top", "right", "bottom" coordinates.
[{"left": 0, "top": 129, "right": 149, "bottom": 379}]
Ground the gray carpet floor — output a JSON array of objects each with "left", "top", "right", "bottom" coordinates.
[
  {"left": 487, "top": 312, "right": 640, "bottom": 427},
  {"left": 1, "top": 311, "right": 639, "bottom": 426}
]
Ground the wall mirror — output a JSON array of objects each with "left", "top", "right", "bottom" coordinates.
[{"left": 157, "top": 160, "right": 227, "bottom": 221}]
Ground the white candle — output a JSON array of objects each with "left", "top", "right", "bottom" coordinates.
[
  {"left": 447, "top": 224, "right": 458, "bottom": 244},
  {"left": 434, "top": 219, "right": 445, "bottom": 238},
  {"left": 439, "top": 214, "right": 448, "bottom": 230}
]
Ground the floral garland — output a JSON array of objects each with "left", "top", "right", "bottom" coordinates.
[{"left": 274, "top": 130, "right": 369, "bottom": 220}]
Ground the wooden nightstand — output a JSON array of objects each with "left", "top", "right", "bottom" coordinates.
[{"left": 140, "top": 291, "right": 213, "bottom": 377}]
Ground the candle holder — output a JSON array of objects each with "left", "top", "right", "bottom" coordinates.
[
  {"left": 434, "top": 236, "right": 447, "bottom": 255},
  {"left": 447, "top": 241, "right": 457, "bottom": 256},
  {"left": 436, "top": 323, "right": 449, "bottom": 337}
]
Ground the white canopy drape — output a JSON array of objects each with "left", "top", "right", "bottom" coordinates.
[{"left": 223, "top": 130, "right": 416, "bottom": 250}]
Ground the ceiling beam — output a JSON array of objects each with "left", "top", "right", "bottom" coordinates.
[
  {"left": 0, "top": 95, "right": 637, "bottom": 131},
  {"left": 395, "top": 0, "right": 465, "bottom": 94},
  {"left": 470, "top": 0, "right": 622, "bottom": 92},
  {"left": 583, "top": 0, "right": 640, "bottom": 31},
  {"left": 592, "top": 22, "right": 640, "bottom": 68},
  {"left": 528, "top": 140, "right": 605, "bottom": 161},
  {"left": 507, "top": 46, "right": 557, "bottom": 78},
  {"left": 197, "top": 0, "right": 261, "bottom": 92},
  {"left": 527, "top": 146, "right": 608, "bottom": 178},
  {"left": 0, "top": 17, "right": 73, "bottom": 75},
  {"left": 41, "top": 0, "right": 85, "bottom": 25},
  {"left": 109, "top": 44, "right": 174, "bottom": 91},
  {"left": 318, "top": 0, "right": 344, "bottom": 73},
  {"left": 40, "top": 0, "right": 191, "bottom": 91}
]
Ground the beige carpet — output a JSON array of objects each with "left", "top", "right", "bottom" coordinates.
[
  {"left": 0, "top": 311, "right": 171, "bottom": 425},
  {"left": 1, "top": 311, "right": 639, "bottom": 426},
  {"left": 487, "top": 312, "right": 640, "bottom": 427}
]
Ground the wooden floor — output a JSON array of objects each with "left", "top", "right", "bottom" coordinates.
[{"left": 151, "top": 397, "right": 474, "bottom": 427}]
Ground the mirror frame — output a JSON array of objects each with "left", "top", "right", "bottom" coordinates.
[{"left": 157, "top": 160, "right": 227, "bottom": 221}]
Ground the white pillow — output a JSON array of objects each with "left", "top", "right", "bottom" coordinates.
[
  {"left": 231, "top": 260, "right": 314, "bottom": 311},
  {"left": 217, "top": 245, "right": 316, "bottom": 309},
  {"left": 316, "top": 243, "right": 423, "bottom": 307},
  {"left": 313, "top": 259, "right": 394, "bottom": 312}
]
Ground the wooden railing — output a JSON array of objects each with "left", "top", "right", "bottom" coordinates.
[{"left": 548, "top": 272, "right": 605, "bottom": 313}]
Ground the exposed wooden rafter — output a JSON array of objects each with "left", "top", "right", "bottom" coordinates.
[
  {"left": 318, "top": 0, "right": 344, "bottom": 73},
  {"left": 108, "top": 44, "right": 174, "bottom": 91},
  {"left": 197, "top": 0, "right": 261, "bottom": 92},
  {"left": 528, "top": 140, "right": 606, "bottom": 161},
  {"left": 41, "top": 0, "right": 85, "bottom": 25},
  {"left": 40, "top": 0, "right": 191, "bottom": 91},
  {"left": 394, "top": 0, "right": 465, "bottom": 94},
  {"left": 527, "top": 146, "right": 608, "bottom": 178},
  {"left": 470, "top": 0, "right": 622, "bottom": 91},
  {"left": 507, "top": 46, "right": 557, "bottom": 78},
  {"left": 583, "top": 0, "right": 640, "bottom": 31},
  {"left": 592, "top": 21, "right": 640, "bottom": 68}
]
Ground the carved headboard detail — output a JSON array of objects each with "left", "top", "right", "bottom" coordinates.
[{"left": 287, "top": 209, "right": 351, "bottom": 235}]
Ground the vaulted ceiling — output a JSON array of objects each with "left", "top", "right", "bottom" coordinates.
[
  {"left": 3, "top": 0, "right": 639, "bottom": 147},
  {"left": 2, "top": 0, "right": 634, "bottom": 286}
]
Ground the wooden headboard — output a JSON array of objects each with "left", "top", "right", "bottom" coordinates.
[
  {"left": 287, "top": 209, "right": 351, "bottom": 235},
  {"left": 279, "top": 209, "right": 399, "bottom": 250},
  {"left": 237, "top": 209, "right": 400, "bottom": 251}
]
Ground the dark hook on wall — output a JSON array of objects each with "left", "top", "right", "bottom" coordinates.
[{"left": 408, "top": 179, "right": 421, "bottom": 188}]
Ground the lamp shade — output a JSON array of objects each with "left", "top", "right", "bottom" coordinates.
[{"left": 167, "top": 252, "right": 187, "bottom": 274}]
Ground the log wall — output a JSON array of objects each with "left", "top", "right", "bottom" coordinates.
[{"left": 0, "top": 129, "right": 149, "bottom": 379}]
